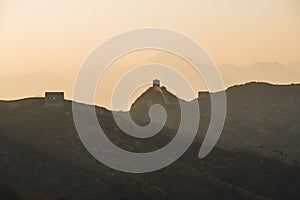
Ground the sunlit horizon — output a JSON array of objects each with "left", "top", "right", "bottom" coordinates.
[{"left": 1, "top": 0, "right": 300, "bottom": 109}]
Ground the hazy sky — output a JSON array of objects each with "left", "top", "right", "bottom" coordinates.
[{"left": 1, "top": 0, "right": 300, "bottom": 109}]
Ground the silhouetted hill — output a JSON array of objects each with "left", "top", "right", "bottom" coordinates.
[
  {"left": 131, "top": 86, "right": 183, "bottom": 109},
  {"left": 216, "top": 82, "right": 300, "bottom": 163},
  {"left": 0, "top": 82, "right": 299, "bottom": 199},
  {"left": 130, "top": 82, "right": 300, "bottom": 163},
  {"left": 130, "top": 86, "right": 183, "bottom": 128}
]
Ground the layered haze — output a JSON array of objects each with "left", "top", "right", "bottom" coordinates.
[{"left": 1, "top": 0, "right": 300, "bottom": 110}]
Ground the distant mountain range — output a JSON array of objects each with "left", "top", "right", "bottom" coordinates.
[
  {"left": 219, "top": 61, "right": 300, "bottom": 87},
  {"left": 0, "top": 61, "right": 299, "bottom": 107}
]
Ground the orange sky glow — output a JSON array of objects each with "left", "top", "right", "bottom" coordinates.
[{"left": 1, "top": 0, "right": 300, "bottom": 109}]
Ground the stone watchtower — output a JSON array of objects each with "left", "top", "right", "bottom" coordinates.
[
  {"left": 44, "top": 92, "right": 64, "bottom": 106},
  {"left": 153, "top": 79, "right": 160, "bottom": 87}
]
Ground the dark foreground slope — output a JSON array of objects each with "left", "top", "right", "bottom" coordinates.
[{"left": 0, "top": 83, "right": 299, "bottom": 200}]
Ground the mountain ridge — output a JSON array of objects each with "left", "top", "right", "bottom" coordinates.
[
  {"left": 0, "top": 81, "right": 300, "bottom": 199},
  {"left": 1, "top": 81, "right": 300, "bottom": 105}
]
